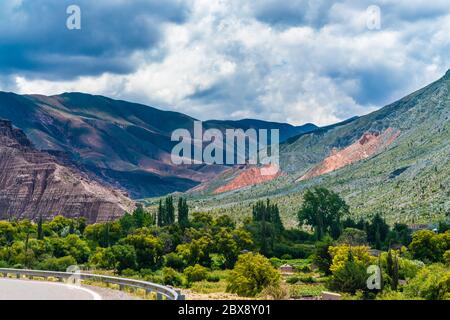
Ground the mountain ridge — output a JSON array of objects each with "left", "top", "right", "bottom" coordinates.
[{"left": 0, "top": 91, "right": 317, "bottom": 198}]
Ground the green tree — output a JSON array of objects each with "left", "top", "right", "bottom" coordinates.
[
  {"left": 250, "top": 199, "right": 283, "bottom": 255},
  {"left": 297, "top": 187, "right": 348, "bottom": 240},
  {"left": 164, "top": 196, "right": 175, "bottom": 225},
  {"left": 122, "top": 234, "right": 163, "bottom": 270},
  {"left": 313, "top": 236, "right": 334, "bottom": 275},
  {"left": 162, "top": 267, "right": 183, "bottom": 286},
  {"left": 157, "top": 200, "right": 164, "bottom": 227},
  {"left": 409, "top": 230, "right": 450, "bottom": 263},
  {"left": 108, "top": 245, "right": 137, "bottom": 273},
  {"left": 176, "top": 236, "right": 212, "bottom": 267},
  {"left": 367, "top": 213, "right": 390, "bottom": 249},
  {"left": 404, "top": 264, "right": 450, "bottom": 300},
  {"left": 178, "top": 197, "right": 189, "bottom": 229},
  {"left": 330, "top": 250, "right": 368, "bottom": 294},
  {"left": 184, "top": 264, "right": 208, "bottom": 284},
  {"left": 132, "top": 205, "right": 154, "bottom": 228},
  {"left": 227, "top": 253, "right": 281, "bottom": 297},
  {"left": 37, "top": 214, "right": 44, "bottom": 240},
  {"left": 386, "top": 249, "right": 399, "bottom": 290},
  {"left": 337, "top": 228, "right": 368, "bottom": 246}
]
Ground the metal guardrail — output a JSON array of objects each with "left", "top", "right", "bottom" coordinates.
[{"left": 0, "top": 268, "right": 183, "bottom": 300}]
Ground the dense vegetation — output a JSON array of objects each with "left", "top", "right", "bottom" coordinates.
[{"left": 0, "top": 189, "right": 448, "bottom": 300}]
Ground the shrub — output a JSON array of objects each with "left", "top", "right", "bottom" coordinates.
[
  {"left": 184, "top": 264, "right": 208, "bottom": 283},
  {"left": 329, "top": 251, "right": 368, "bottom": 294},
  {"left": 162, "top": 267, "right": 183, "bottom": 287},
  {"left": 286, "top": 276, "right": 300, "bottom": 284},
  {"left": 337, "top": 228, "right": 368, "bottom": 246},
  {"left": 36, "top": 256, "right": 77, "bottom": 272},
  {"left": 273, "top": 243, "right": 314, "bottom": 259},
  {"left": 226, "top": 253, "right": 280, "bottom": 297},
  {"left": 409, "top": 230, "right": 450, "bottom": 263},
  {"left": 259, "top": 283, "right": 289, "bottom": 300},
  {"left": 164, "top": 252, "right": 186, "bottom": 271},
  {"left": 444, "top": 250, "right": 450, "bottom": 265},
  {"left": 404, "top": 264, "right": 450, "bottom": 300},
  {"left": 206, "top": 274, "right": 220, "bottom": 283},
  {"left": 328, "top": 245, "right": 373, "bottom": 274},
  {"left": 313, "top": 236, "right": 334, "bottom": 275}
]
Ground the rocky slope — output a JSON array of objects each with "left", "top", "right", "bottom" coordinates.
[
  {"left": 0, "top": 119, "right": 134, "bottom": 222},
  {"left": 298, "top": 128, "right": 400, "bottom": 181}
]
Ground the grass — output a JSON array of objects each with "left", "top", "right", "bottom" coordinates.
[{"left": 288, "top": 283, "right": 327, "bottom": 298}]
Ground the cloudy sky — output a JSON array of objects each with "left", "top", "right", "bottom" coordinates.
[{"left": 1, "top": 0, "right": 450, "bottom": 125}]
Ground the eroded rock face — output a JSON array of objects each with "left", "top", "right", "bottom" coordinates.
[
  {"left": 213, "top": 165, "right": 281, "bottom": 194},
  {"left": 0, "top": 119, "right": 134, "bottom": 223},
  {"left": 298, "top": 128, "right": 400, "bottom": 181}
]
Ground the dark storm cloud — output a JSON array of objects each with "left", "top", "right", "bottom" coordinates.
[{"left": 0, "top": 0, "right": 189, "bottom": 79}]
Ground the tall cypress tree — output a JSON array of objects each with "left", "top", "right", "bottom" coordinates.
[
  {"left": 178, "top": 197, "right": 189, "bottom": 228},
  {"left": 165, "top": 196, "right": 175, "bottom": 225},
  {"left": 387, "top": 249, "right": 399, "bottom": 290},
  {"left": 157, "top": 199, "right": 164, "bottom": 227},
  {"left": 37, "top": 213, "right": 44, "bottom": 240}
]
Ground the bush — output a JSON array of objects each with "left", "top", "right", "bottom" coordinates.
[
  {"left": 409, "top": 230, "right": 450, "bottom": 263},
  {"left": 226, "top": 253, "right": 280, "bottom": 297},
  {"left": 259, "top": 283, "right": 289, "bottom": 300},
  {"left": 282, "top": 229, "right": 312, "bottom": 243},
  {"left": 329, "top": 252, "right": 368, "bottom": 294},
  {"left": 184, "top": 264, "right": 208, "bottom": 283},
  {"left": 404, "top": 264, "right": 450, "bottom": 300},
  {"left": 164, "top": 252, "right": 186, "bottom": 271},
  {"left": 337, "top": 228, "right": 368, "bottom": 246},
  {"left": 286, "top": 276, "right": 300, "bottom": 284},
  {"left": 313, "top": 236, "right": 334, "bottom": 275},
  {"left": 162, "top": 267, "right": 183, "bottom": 287},
  {"left": 36, "top": 256, "right": 77, "bottom": 272},
  {"left": 0, "top": 260, "right": 9, "bottom": 268},
  {"left": 286, "top": 274, "right": 316, "bottom": 284},
  {"left": 206, "top": 274, "right": 220, "bottom": 283},
  {"left": 444, "top": 250, "right": 450, "bottom": 265},
  {"left": 273, "top": 243, "right": 314, "bottom": 259}
]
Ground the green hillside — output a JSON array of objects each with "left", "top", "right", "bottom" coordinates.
[{"left": 180, "top": 71, "right": 450, "bottom": 226}]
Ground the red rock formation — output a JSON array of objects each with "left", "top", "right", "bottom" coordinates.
[
  {"left": 298, "top": 128, "right": 400, "bottom": 181},
  {"left": 214, "top": 165, "right": 281, "bottom": 194},
  {"left": 0, "top": 120, "right": 134, "bottom": 223}
]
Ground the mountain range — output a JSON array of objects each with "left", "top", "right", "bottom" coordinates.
[
  {"left": 186, "top": 70, "right": 450, "bottom": 225},
  {"left": 0, "top": 70, "right": 449, "bottom": 224},
  {"left": 0, "top": 92, "right": 316, "bottom": 199}
]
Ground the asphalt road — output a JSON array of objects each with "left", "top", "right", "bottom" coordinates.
[{"left": 0, "top": 278, "right": 102, "bottom": 300}]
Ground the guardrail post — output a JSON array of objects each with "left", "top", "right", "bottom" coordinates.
[{"left": 175, "top": 290, "right": 185, "bottom": 300}]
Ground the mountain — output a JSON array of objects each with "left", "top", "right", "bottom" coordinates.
[
  {"left": 0, "top": 92, "right": 316, "bottom": 198},
  {"left": 186, "top": 70, "right": 450, "bottom": 225},
  {"left": 0, "top": 119, "right": 134, "bottom": 223}
]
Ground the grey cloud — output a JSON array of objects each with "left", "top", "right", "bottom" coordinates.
[{"left": 0, "top": 0, "right": 189, "bottom": 79}]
